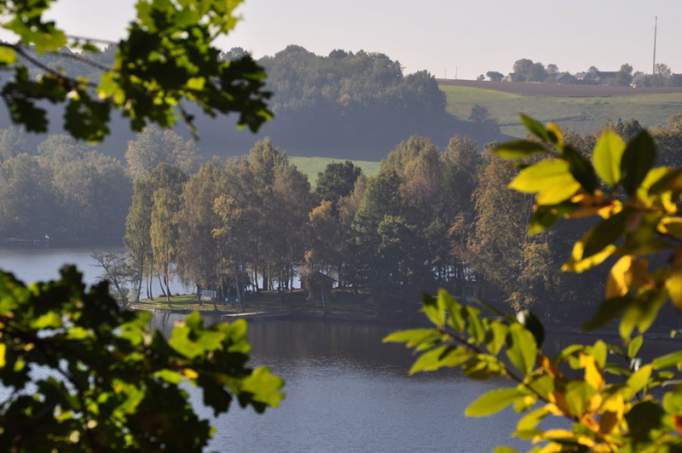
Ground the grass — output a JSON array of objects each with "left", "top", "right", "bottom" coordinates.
[
  {"left": 132, "top": 290, "right": 380, "bottom": 318},
  {"left": 440, "top": 84, "right": 682, "bottom": 137},
  {"left": 289, "top": 156, "right": 380, "bottom": 186}
]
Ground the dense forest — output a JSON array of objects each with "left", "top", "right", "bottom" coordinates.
[{"left": 0, "top": 45, "right": 503, "bottom": 160}]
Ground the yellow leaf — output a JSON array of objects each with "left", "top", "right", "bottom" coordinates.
[
  {"left": 580, "top": 353, "right": 604, "bottom": 390},
  {"left": 666, "top": 269, "right": 682, "bottom": 310},
  {"left": 537, "top": 444, "right": 563, "bottom": 453},
  {"left": 182, "top": 368, "right": 198, "bottom": 379},
  {"left": 607, "top": 256, "right": 634, "bottom": 299},
  {"left": 562, "top": 243, "right": 616, "bottom": 273},
  {"left": 0, "top": 343, "right": 5, "bottom": 368},
  {"left": 658, "top": 217, "right": 682, "bottom": 239},
  {"left": 509, "top": 159, "right": 581, "bottom": 205},
  {"left": 592, "top": 130, "right": 625, "bottom": 186},
  {"left": 547, "top": 122, "right": 565, "bottom": 148},
  {"left": 601, "top": 394, "right": 625, "bottom": 419},
  {"left": 577, "top": 435, "right": 596, "bottom": 448},
  {"left": 542, "top": 429, "right": 576, "bottom": 441},
  {"left": 186, "top": 77, "right": 205, "bottom": 91},
  {"left": 597, "top": 200, "right": 623, "bottom": 219}
]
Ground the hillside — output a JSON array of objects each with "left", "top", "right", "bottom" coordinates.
[
  {"left": 440, "top": 80, "right": 682, "bottom": 137},
  {"left": 289, "top": 156, "right": 380, "bottom": 186}
]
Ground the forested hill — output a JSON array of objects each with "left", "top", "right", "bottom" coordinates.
[{"left": 0, "top": 45, "right": 504, "bottom": 161}]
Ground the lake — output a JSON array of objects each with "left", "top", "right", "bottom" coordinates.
[
  {"left": 153, "top": 314, "right": 524, "bottom": 453},
  {"left": 0, "top": 246, "right": 187, "bottom": 296},
  {"left": 0, "top": 247, "right": 526, "bottom": 452},
  {"left": 24, "top": 248, "right": 682, "bottom": 451}
]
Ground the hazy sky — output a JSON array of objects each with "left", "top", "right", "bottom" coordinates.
[{"left": 46, "top": 0, "right": 681, "bottom": 79}]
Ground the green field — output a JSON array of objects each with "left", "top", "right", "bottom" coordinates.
[
  {"left": 440, "top": 84, "right": 682, "bottom": 137},
  {"left": 289, "top": 155, "right": 380, "bottom": 186}
]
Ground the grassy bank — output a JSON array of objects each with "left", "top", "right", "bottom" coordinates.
[
  {"left": 440, "top": 83, "right": 682, "bottom": 137},
  {"left": 132, "top": 289, "right": 384, "bottom": 320}
]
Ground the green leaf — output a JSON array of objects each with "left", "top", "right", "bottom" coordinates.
[
  {"left": 663, "top": 389, "right": 682, "bottom": 415},
  {"left": 653, "top": 351, "right": 682, "bottom": 370},
  {"left": 590, "top": 340, "right": 608, "bottom": 368},
  {"left": 492, "top": 447, "right": 520, "bottom": 453},
  {"left": 509, "top": 159, "right": 581, "bottom": 205},
  {"left": 383, "top": 328, "right": 440, "bottom": 348},
  {"left": 0, "top": 47, "right": 17, "bottom": 65},
  {"left": 409, "top": 346, "right": 470, "bottom": 375},
  {"left": 592, "top": 130, "right": 626, "bottom": 186},
  {"left": 516, "top": 310, "right": 544, "bottom": 347},
  {"left": 583, "top": 296, "right": 631, "bottom": 331},
  {"left": 493, "top": 140, "right": 546, "bottom": 160},
  {"left": 506, "top": 324, "right": 537, "bottom": 376},
  {"left": 628, "top": 335, "right": 643, "bottom": 359},
  {"left": 241, "top": 366, "right": 285, "bottom": 408},
  {"left": 465, "top": 387, "right": 524, "bottom": 417},
  {"left": 565, "top": 381, "right": 596, "bottom": 416},
  {"left": 515, "top": 406, "right": 549, "bottom": 440},
  {"left": 582, "top": 211, "right": 627, "bottom": 258},
  {"left": 31, "top": 311, "right": 61, "bottom": 329},
  {"left": 422, "top": 293, "right": 445, "bottom": 327},
  {"left": 621, "top": 130, "right": 656, "bottom": 196},
  {"left": 154, "top": 369, "right": 184, "bottom": 384},
  {"left": 437, "top": 290, "right": 465, "bottom": 332},
  {"left": 563, "top": 145, "right": 599, "bottom": 193},
  {"left": 624, "top": 364, "right": 652, "bottom": 398},
  {"left": 625, "top": 401, "right": 664, "bottom": 445},
  {"left": 488, "top": 321, "right": 508, "bottom": 355},
  {"left": 520, "top": 114, "right": 550, "bottom": 142}
]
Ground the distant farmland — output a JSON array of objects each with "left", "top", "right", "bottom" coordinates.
[
  {"left": 289, "top": 156, "right": 380, "bottom": 186},
  {"left": 439, "top": 80, "right": 682, "bottom": 137}
]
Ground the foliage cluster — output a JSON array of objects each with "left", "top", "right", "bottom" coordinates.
[
  {"left": 0, "top": 0, "right": 284, "bottom": 450},
  {"left": 0, "top": 267, "right": 283, "bottom": 451},
  {"left": 389, "top": 116, "right": 682, "bottom": 452}
]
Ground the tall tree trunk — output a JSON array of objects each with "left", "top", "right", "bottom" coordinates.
[
  {"left": 157, "top": 274, "right": 167, "bottom": 298},
  {"left": 235, "top": 266, "right": 243, "bottom": 312}
]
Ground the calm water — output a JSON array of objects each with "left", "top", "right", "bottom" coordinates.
[
  {"left": 153, "top": 314, "right": 523, "bottom": 453},
  {"left": 0, "top": 248, "right": 525, "bottom": 452},
  {"left": 0, "top": 246, "right": 187, "bottom": 296}
]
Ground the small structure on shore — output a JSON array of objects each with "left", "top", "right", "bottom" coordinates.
[{"left": 301, "top": 271, "right": 335, "bottom": 309}]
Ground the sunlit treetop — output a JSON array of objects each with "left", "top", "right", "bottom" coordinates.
[{"left": 0, "top": 0, "right": 272, "bottom": 141}]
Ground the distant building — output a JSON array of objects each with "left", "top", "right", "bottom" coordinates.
[{"left": 672, "top": 74, "right": 682, "bottom": 87}]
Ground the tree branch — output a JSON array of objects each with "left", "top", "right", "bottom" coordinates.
[{"left": 0, "top": 43, "right": 98, "bottom": 89}]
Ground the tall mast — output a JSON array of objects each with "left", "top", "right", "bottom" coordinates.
[{"left": 653, "top": 16, "right": 658, "bottom": 74}]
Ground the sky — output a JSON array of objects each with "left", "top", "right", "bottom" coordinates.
[{"left": 45, "top": 0, "right": 682, "bottom": 79}]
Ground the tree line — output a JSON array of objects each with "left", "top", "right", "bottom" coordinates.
[
  {"left": 0, "top": 45, "right": 503, "bottom": 160},
  {"left": 484, "top": 58, "right": 682, "bottom": 87},
  {"left": 0, "top": 130, "right": 130, "bottom": 243},
  {"left": 5, "top": 113, "right": 682, "bottom": 325},
  {"left": 0, "top": 125, "right": 201, "bottom": 244}
]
